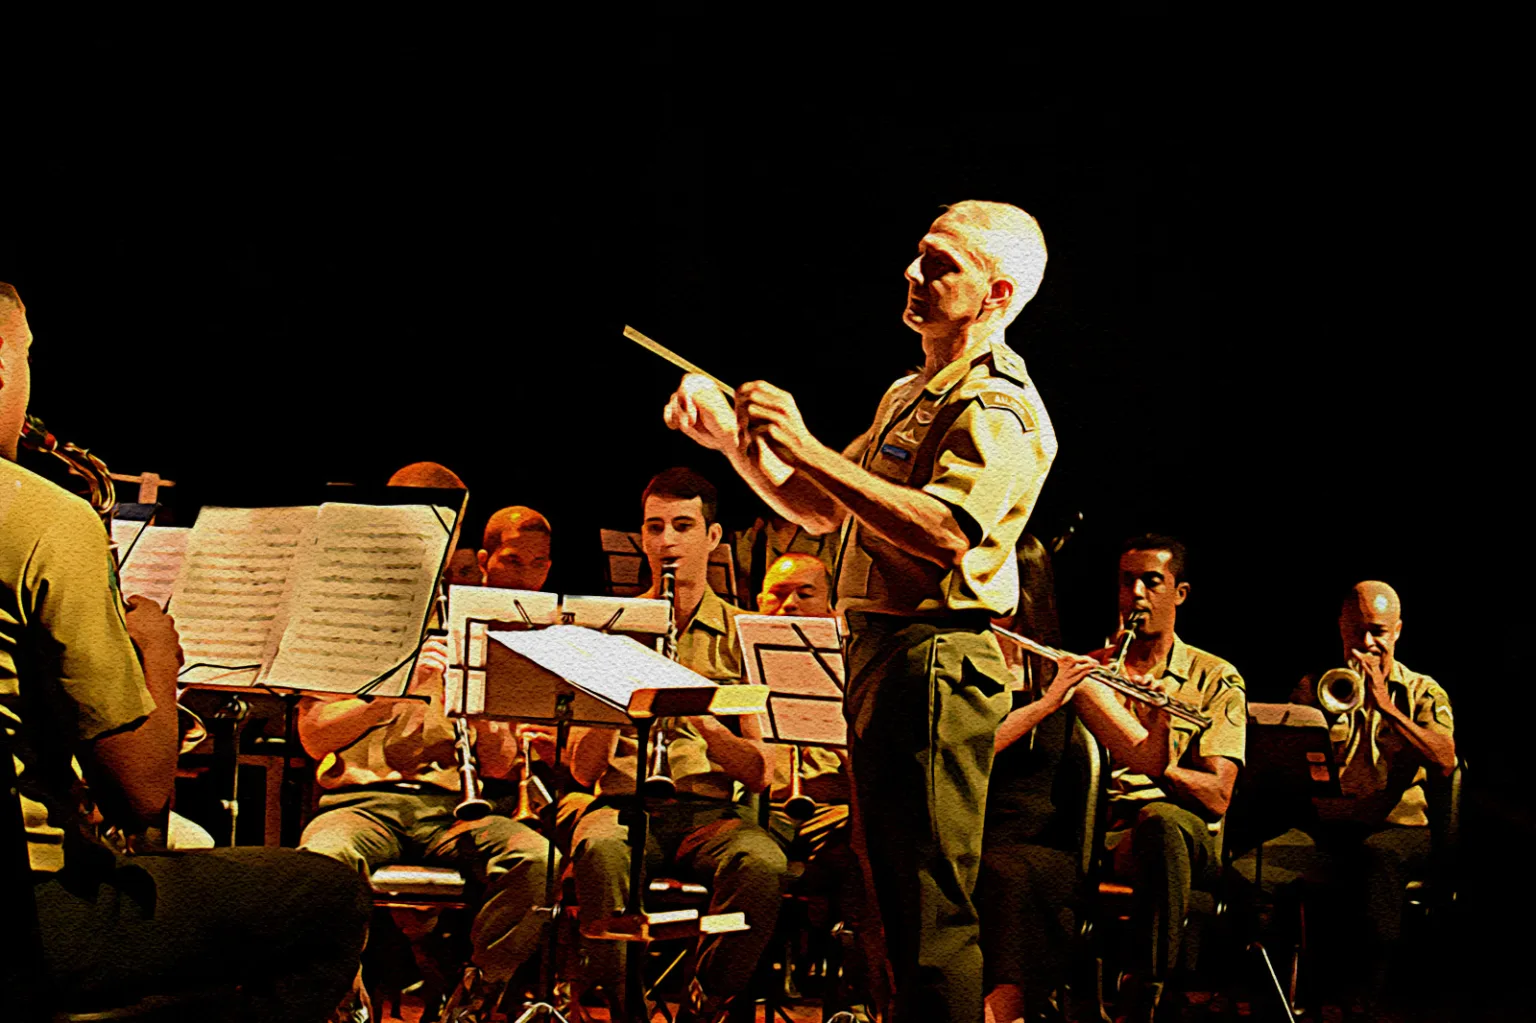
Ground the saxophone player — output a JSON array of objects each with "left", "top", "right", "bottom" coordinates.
[
  {"left": 1, "top": 282, "right": 372, "bottom": 1021},
  {"left": 297, "top": 463, "right": 554, "bottom": 1022},
  {"left": 567, "top": 467, "right": 785, "bottom": 1023}
]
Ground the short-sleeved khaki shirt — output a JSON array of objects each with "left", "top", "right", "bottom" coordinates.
[
  {"left": 597, "top": 587, "right": 751, "bottom": 802},
  {"left": 1101, "top": 635, "right": 1247, "bottom": 826},
  {"left": 833, "top": 339, "right": 1056, "bottom": 618},
  {"left": 1292, "top": 659, "right": 1452, "bottom": 827},
  {"left": 301, "top": 691, "right": 462, "bottom": 793},
  {"left": 0, "top": 460, "right": 156, "bottom": 872},
  {"left": 769, "top": 744, "right": 848, "bottom": 806}
]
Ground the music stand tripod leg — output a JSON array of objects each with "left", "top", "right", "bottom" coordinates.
[
  {"left": 623, "top": 716, "right": 656, "bottom": 1022},
  {"left": 510, "top": 693, "right": 574, "bottom": 1023}
]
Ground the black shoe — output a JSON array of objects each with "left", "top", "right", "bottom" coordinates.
[{"left": 441, "top": 966, "right": 507, "bottom": 1023}]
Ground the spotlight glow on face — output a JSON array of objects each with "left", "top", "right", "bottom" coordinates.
[{"left": 1373, "top": 594, "right": 1390, "bottom": 613}]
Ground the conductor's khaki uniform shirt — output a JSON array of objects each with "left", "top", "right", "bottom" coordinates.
[
  {"left": 0, "top": 460, "right": 156, "bottom": 872},
  {"left": 1292, "top": 660, "right": 1452, "bottom": 827},
  {"left": 1099, "top": 635, "right": 1247, "bottom": 839},
  {"left": 596, "top": 587, "right": 749, "bottom": 802},
  {"left": 833, "top": 340, "right": 1056, "bottom": 618}
]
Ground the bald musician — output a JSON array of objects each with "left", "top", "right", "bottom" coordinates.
[
  {"left": 298, "top": 464, "right": 553, "bottom": 1023},
  {"left": 479, "top": 505, "right": 553, "bottom": 591},
  {"left": 1284, "top": 581, "right": 1455, "bottom": 1012},
  {"left": 756, "top": 554, "right": 873, "bottom": 1018},
  {"left": 665, "top": 201, "right": 1056, "bottom": 1023}
]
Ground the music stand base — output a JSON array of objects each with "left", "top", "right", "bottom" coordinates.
[{"left": 511, "top": 1002, "right": 569, "bottom": 1023}]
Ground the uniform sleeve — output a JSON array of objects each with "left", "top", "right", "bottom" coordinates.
[
  {"left": 26, "top": 500, "right": 154, "bottom": 742},
  {"left": 1412, "top": 676, "right": 1454, "bottom": 736},
  {"left": 1196, "top": 674, "right": 1247, "bottom": 765},
  {"left": 922, "top": 400, "right": 1040, "bottom": 547}
]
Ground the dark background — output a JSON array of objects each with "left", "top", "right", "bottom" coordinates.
[{"left": 4, "top": 13, "right": 1524, "bottom": 1008}]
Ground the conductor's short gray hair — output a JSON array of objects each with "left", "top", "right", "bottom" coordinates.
[{"left": 938, "top": 201, "right": 1048, "bottom": 328}]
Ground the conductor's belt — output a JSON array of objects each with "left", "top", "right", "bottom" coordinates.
[{"left": 844, "top": 609, "right": 996, "bottom": 632}]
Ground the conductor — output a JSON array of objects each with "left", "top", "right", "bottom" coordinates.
[{"left": 663, "top": 200, "right": 1056, "bottom": 1023}]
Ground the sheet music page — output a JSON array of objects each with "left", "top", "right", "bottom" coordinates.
[
  {"left": 489, "top": 625, "right": 717, "bottom": 711},
  {"left": 117, "top": 526, "right": 191, "bottom": 609},
  {"left": 735, "top": 615, "right": 845, "bottom": 697},
  {"left": 171, "top": 506, "right": 318, "bottom": 682},
  {"left": 447, "top": 585, "right": 560, "bottom": 666},
  {"left": 110, "top": 517, "right": 150, "bottom": 559},
  {"left": 262, "top": 503, "right": 455, "bottom": 694}
]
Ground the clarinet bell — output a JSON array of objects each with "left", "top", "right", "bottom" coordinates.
[{"left": 455, "top": 794, "right": 493, "bottom": 821}]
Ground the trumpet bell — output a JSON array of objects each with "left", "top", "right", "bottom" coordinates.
[
  {"left": 1317, "top": 666, "right": 1365, "bottom": 716},
  {"left": 783, "top": 793, "right": 817, "bottom": 822}
]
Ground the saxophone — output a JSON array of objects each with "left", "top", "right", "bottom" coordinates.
[{"left": 20, "top": 413, "right": 205, "bottom": 849}]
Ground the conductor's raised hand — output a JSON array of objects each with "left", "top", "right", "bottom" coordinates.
[
  {"left": 664, "top": 374, "right": 738, "bottom": 452},
  {"left": 736, "top": 380, "right": 815, "bottom": 463}
]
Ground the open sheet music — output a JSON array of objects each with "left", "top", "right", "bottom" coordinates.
[
  {"left": 735, "top": 614, "right": 847, "bottom": 747},
  {"left": 116, "top": 526, "right": 191, "bottom": 609},
  {"left": 169, "top": 502, "right": 456, "bottom": 694}
]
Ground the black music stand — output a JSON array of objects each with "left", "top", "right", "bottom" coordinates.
[
  {"left": 735, "top": 614, "right": 848, "bottom": 750},
  {"left": 451, "top": 610, "right": 764, "bottom": 1022}
]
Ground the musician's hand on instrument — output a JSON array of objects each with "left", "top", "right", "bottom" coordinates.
[
  {"left": 1047, "top": 655, "right": 1100, "bottom": 707},
  {"left": 515, "top": 724, "right": 559, "bottom": 765},
  {"left": 124, "top": 595, "right": 185, "bottom": 670},
  {"left": 736, "top": 381, "right": 815, "bottom": 463},
  {"left": 665, "top": 374, "right": 738, "bottom": 452},
  {"left": 408, "top": 636, "right": 450, "bottom": 695},
  {"left": 1354, "top": 648, "right": 1392, "bottom": 709}
]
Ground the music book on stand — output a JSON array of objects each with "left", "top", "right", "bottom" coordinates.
[
  {"left": 735, "top": 614, "right": 847, "bottom": 748},
  {"left": 1245, "top": 702, "right": 1341, "bottom": 798},
  {"left": 150, "top": 488, "right": 463, "bottom": 698}
]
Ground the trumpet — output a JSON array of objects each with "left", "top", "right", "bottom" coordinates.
[
  {"left": 1317, "top": 665, "right": 1367, "bottom": 717},
  {"left": 453, "top": 717, "right": 493, "bottom": 821},
  {"left": 783, "top": 745, "right": 815, "bottom": 822},
  {"left": 643, "top": 562, "right": 680, "bottom": 799},
  {"left": 993, "top": 615, "right": 1214, "bottom": 729}
]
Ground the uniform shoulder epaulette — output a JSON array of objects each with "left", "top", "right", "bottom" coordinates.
[{"left": 988, "top": 342, "right": 1032, "bottom": 387}]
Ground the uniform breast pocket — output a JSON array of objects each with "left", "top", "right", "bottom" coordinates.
[{"left": 869, "top": 442, "right": 918, "bottom": 484}]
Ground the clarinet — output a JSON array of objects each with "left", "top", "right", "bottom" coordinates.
[{"left": 643, "top": 563, "right": 679, "bottom": 799}]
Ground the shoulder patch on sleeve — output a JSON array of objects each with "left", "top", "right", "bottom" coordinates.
[{"left": 972, "top": 388, "right": 1036, "bottom": 431}]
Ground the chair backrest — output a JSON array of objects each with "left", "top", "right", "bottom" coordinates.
[
  {"left": 1063, "top": 716, "right": 1103, "bottom": 880},
  {"left": 0, "top": 726, "right": 51, "bottom": 1022}
]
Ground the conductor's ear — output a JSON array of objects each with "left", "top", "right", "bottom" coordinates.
[{"left": 985, "top": 276, "right": 1015, "bottom": 313}]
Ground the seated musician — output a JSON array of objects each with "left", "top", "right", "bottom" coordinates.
[
  {"left": 1281, "top": 581, "right": 1455, "bottom": 1014},
  {"left": 297, "top": 463, "right": 554, "bottom": 1022},
  {"left": 568, "top": 467, "right": 786, "bottom": 1023},
  {"left": 478, "top": 505, "right": 554, "bottom": 590},
  {"left": 1, "top": 282, "right": 372, "bottom": 1021},
  {"left": 979, "top": 534, "right": 1103, "bottom": 1023},
  {"left": 732, "top": 511, "right": 835, "bottom": 611},
  {"left": 755, "top": 552, "right": 873, "bottom": 1017},
  {"left": 1067, "top": 535, "right": 1247, "bottom": 1023}
]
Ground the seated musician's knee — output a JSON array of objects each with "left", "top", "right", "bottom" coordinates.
[
  {"left": 723, "top": 826, "right": 790, "bottom": 888},
  {"left": 1133, "top": 801, "right": 1186, "bottom": 850},
  {"left": 299, "top": 827, "right": 377, "bottom": 879}
]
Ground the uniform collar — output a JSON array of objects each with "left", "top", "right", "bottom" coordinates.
[
  {"left": 1160, "top": 634, "right": 1196, "bottom": 682},
  {"left": 921, "top": 338, "right": 1029, "bottom": 398},
  {"left": 686, "top": 586, "right": 729, "bottom": 636}
]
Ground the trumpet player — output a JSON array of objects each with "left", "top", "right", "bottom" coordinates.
[
  {"left": 297, "top": 463, "right": 554, "bottom": 1022},
  {"left": 567, "top": 468, "right": 785, "bottom": 1023},
  {"left": 1282, "top": 580, "right": 1455, "bottom": 1014},
  {"left": 1070, "top": 535, "right": 1247, "bottom": 1023}
]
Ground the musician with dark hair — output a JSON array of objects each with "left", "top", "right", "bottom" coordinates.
[
  {"left": 296, "top": 463, "right": 553, "bottom": 1022},
  {"left": 1, "top": 282, "right": 372, "bottom": 1022},
  {"left": 567, "top": 467, "right": 785, "bottom": 1023},
  {"left": 1068, "top": 534, "right": 1247, "bottom": 1022}
]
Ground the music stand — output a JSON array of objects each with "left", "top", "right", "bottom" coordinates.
[
  {"left": 449, "top": 603, "right": 765, "bottom": 1021},
  {"left": 599, "top": 529, "right": 648, "bottom": 597},
  {"left": 735, "top": 614, "right": 847, "bottom": 749},
  {"left": 1243, "top": 702, "right": 1340, "bottom": 888}
]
